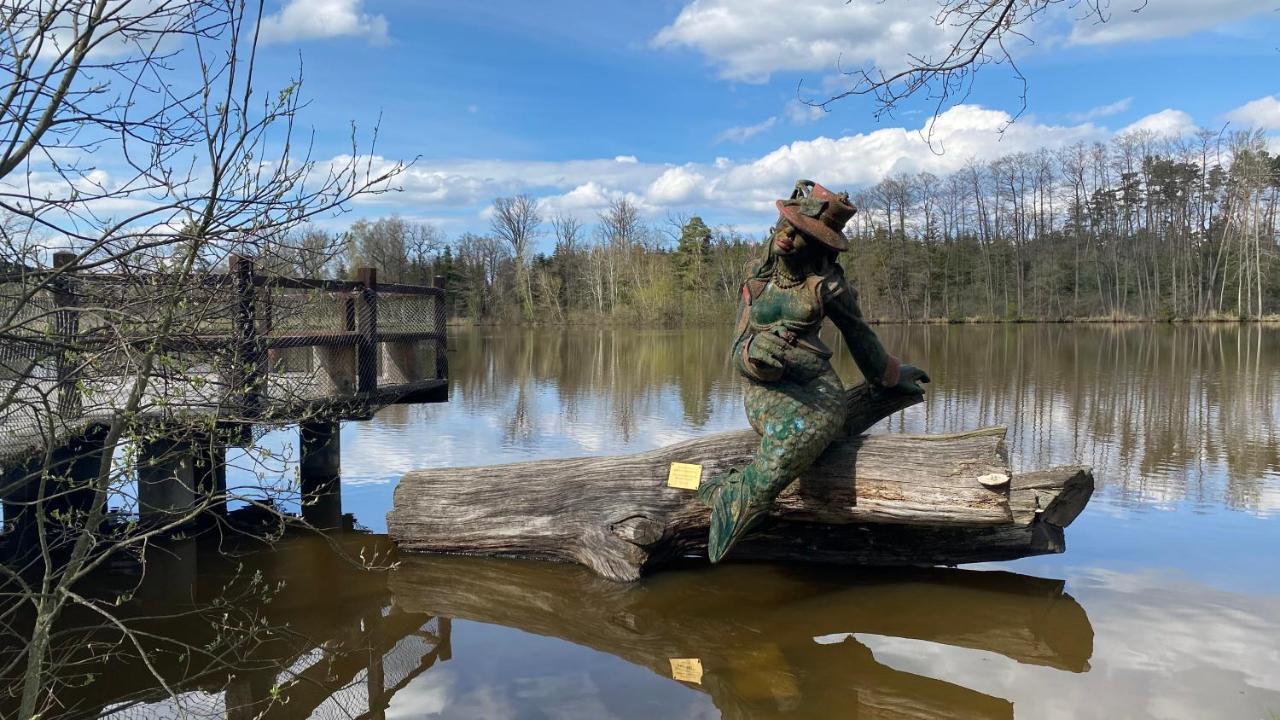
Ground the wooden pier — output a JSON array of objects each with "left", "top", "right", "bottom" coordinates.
[{"left": 0, "top": 255, "right": 449, "bottom": 540}]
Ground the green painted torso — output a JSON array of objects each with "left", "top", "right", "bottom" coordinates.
[{"left": 748, "top": 280, "right": 823, "bottom": 334}]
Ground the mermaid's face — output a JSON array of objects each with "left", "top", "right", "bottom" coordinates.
[{"left": 771, "top": 219, "right": 806, "bottom": 255}]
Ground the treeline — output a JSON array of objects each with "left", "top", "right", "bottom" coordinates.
[
  {"left": 272, "top": 201, "right": 758, "bottom": 324},
  {"left": 841, "top": 128, "right": 1280, "bottom": 321},
  {"left": 278, "top": 127, "right": 1279, "bottom": 324}
]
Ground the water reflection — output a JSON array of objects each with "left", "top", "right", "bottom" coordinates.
[
  {"left": 15, "top": 534, "right": 1280, "bottom": 719},
  {"left": 0, "top": 536, "right": 447, "bottom": 720},
  {"left": 387, "top": 556, "right": 1093, "bottom": 720}
]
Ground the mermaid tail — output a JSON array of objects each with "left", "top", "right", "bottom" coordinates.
[
  {"left": 698, "top": 467, "right": 773, "bottom": 563},
  {"left": 701, "top": 366, "right": 847, "bottom": 562}
]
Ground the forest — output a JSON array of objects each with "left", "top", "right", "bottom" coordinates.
[{"left": 289, "top": 127, "right": 1279, "bottom": 324}]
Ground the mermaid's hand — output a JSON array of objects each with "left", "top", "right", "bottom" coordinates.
[
  {"left": 893, "top": 363, "right": 931, "bottom": 395},
  {"left": 746, "top": 331, "right": 789, "bottom": 371}
]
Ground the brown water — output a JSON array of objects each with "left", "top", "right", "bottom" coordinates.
[{"left": 34, "top": 325, "right": 1280, "bottom": 718}]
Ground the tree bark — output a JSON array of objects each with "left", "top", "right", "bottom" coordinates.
[{"left": 388, "top": 383, "right": 1094, "bottom": 582}]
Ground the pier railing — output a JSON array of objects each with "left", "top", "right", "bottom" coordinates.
[{"left": 0, "top": 254, "right": 448, "bottom": 464}]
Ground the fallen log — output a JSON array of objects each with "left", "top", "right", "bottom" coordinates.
[{"left": 388, "top": 383, "right": 1094, "bottom": 582}]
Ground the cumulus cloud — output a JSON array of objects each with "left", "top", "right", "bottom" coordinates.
[
  {"left": 654, "top": 0, "right": 1275, "bottom": 82},
  {"left": 653, "top": 0, "right": 953, "bottom": 82},
  {"left": 1225, "top": 95, "right": 1280, "bottom": 131},
  {"left": 260, "top": 0, "right": 389, "bottom": 45},
  {"left": 1118, "top": 109, "right": 1198, "bottom": 137},
  {"left": 350, "top": 104, "right": 1110, "bottom": 225}
]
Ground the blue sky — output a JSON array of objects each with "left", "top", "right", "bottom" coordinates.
[{"left": 240, "top": 1, "right": 1280, "bottom": 247}]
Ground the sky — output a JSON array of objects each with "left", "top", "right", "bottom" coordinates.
[{"left": 151, "top": 0, "right": 1280, "bottom": 250}]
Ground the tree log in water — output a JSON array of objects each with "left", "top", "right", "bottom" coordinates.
[{"left": 387, "top": 383, "right": 1094, "bottom": 582}]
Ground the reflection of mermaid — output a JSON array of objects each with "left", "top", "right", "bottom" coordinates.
[{"left": 698, "top": 180, "right": 929, "bottom": 562}]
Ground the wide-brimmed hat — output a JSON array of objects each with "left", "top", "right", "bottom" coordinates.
[{"left": 775, "top": 179, "right": 856, "bottom": 251}]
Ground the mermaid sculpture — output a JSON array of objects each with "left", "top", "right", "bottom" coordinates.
[{"left": 698, "top": 180, "right": 930, "bottom": 562}]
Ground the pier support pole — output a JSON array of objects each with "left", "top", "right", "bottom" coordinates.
[
  {"left": 300, "top": 420, "right": 342, "bottom": 529},
  {"left": 137, "top": 438, "right": 197, "bottom": 525},
  {"left": 2, "top": 428, "right": 108, "bottom": 556}
]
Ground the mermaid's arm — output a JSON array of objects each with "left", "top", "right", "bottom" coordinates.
[{"left": 823, "top": 273, "right": 901, "bottom": 387}]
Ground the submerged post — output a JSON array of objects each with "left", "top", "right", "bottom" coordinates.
[
  {"left": 299, "top": 419, "right": 342, "bottom": 529},
  {"left": 137, "top": 438, "right": 197, "bottom": 524}
]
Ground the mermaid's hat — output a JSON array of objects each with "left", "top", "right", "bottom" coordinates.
[{"left": 775, "top": 179, "right": 857, "bottom": 251}]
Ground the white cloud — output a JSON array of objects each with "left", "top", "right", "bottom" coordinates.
[
  {"left": 785, "top": 100, "right": 827, "bottom": 125},
  {"left": 1225, "top": 95, "right": 1280, "bottom": 130},
  {"left": 260, "top": 0, "right": 389, "bottom": 45},
  {"left": 1119, "top": 109, "right": 1198, "bottom": 137},
  {"left": 1068, "top": 0, "right": 1275, "bottom": 45},
  {"left": 716, "top": 116, "right": 778, "bottom": 143},
  {"left": 653, "top": 0, "right": 953, "bottom": 82},
  {"left": 655, "top": 0, "right": 1276, "bottom": 82},
  {"left": 351, "top": 103, "right": 1106, "bottom": 224},
  {"left": 1068, "top": 97, "right": 1133, "bottom": 122}
]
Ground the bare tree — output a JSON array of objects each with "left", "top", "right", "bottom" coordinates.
[
  {"left": 490, "top": 195, "right": 542, "bottom": 321},
  {"left": 0, "top": 1, "right": 401, "bottom": 715}
]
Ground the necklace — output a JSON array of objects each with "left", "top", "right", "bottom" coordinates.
[{"left": 772, "top": 264, "right": 806, "bottom": 289}]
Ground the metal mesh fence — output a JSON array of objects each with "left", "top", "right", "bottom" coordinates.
[{"left": 0, "top": 267, "right": 446, "bottom": 469}]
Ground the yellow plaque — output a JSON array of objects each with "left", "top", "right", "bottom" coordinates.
[
  {"left": 667, "top": 462, "right": 703, "bottom": 490},
  {"left": 669, "top": 657, "right": 704, "bottom": 684}
]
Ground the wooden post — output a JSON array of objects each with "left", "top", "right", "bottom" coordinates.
[
  {"left": 51, "top": 251, "right": 80, "bottom": 418},
  {"left": 356, "top": 267, "right": 378, "bottom": 395},
  {"left": 432, "top": 275, "right": 448, "bottom": 383},
  {"left": 139, "top": 537, "right": 198, "bottom": 603},
  {"left": 231, "top": 255, "right": 263, "bottom": 414},
  {"left": 137, "top": 438, "right": 197, "bottom": 524},
  {"left": 299, "top": 420, "right": 342, "bottom": 529}
]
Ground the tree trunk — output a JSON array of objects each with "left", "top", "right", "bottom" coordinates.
[{"left": 388, "top": 384, "right": 1094, "bottom": 582}]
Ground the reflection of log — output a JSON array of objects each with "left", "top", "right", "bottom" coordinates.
[
  {"left": 388, "top": 383, "right": 1094, "bottom": 581},
  {"left": 389, "top": 554, "right": 1094, "bottom": 719}
]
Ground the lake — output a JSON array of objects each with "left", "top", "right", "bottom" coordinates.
[{"left": 67, "top": 325, "right": 1280, "bottom": 718}]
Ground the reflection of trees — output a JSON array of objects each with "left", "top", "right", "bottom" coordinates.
[
  {"left": 390, "top": 555, "right": 1093, "bottom": 719},
  {"left": 858, "top": 323, "right": 1280, "bottom": 511},
  {"left": 447, "top": 327, "right": 740, "bottom": 447}
]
